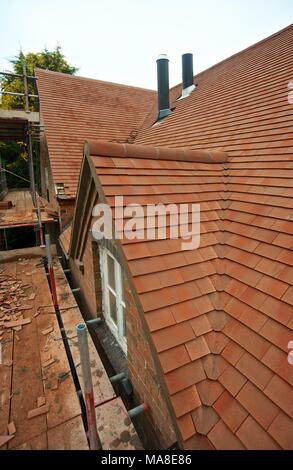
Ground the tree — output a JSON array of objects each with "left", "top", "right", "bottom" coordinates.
[
  {"left": 0, "top": 47, "right": 78, "bottom": 191},
  {"left": 0, "top": 46, "right": 78, "bottom": 110}
]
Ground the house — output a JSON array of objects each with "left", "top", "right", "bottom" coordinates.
[
  {"left": 36, "top": 69, "right": 156, "bottom": 228},
  {"left": 43, "top": 25, "right": 292, "bottom": 449}
]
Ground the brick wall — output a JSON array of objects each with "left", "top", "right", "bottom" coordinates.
[{"left": 69, "top": 230, "right": 177, "bottom": 449}]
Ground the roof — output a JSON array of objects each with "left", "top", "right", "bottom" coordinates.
[
  {"left": 71, "top": 25, "right": 292, "bottom": 450},
  {"left": 36, "top": 69, "right": 156, "bottom": 197},
  {"left": 71, "top": 135, "right": 292, "bottom": 450}
]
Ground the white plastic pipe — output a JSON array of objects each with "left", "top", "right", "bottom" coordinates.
[{"left": 77, "top": 323, "right": 101, "bottom": 450}]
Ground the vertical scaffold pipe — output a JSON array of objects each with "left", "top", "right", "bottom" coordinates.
[
  {"left": 77, "top": 323, "right": 101, "bottom": 450},
  {"left": 45, "top": 233, "right": 58, "bottom": 308}
]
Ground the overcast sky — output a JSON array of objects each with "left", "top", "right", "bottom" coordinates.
[{"left": 1, "top": 0, "right": 292, "bottom": 89}]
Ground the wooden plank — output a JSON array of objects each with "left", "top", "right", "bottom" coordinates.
[
  {"left": 31, "top": 266, "right": 82, "bottom": 431},
  {"left": 8, "top": 261, "right": 47, "bottom": 449},
  {"left": 12, "top": 433, "right": 48, "bottom": 450},
  {"left": 96, "top": 397, "right": 142, "bottom": 450},
  {"left": 0, "top": 262, "right": 16, "bottom": 449},
  {"left": 47, "top": 416, "right": 88, "bottom": 450}
]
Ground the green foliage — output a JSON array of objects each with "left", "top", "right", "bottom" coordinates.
[
  {"left": 0, "top": 46, "right": 78, "bottom": 110},
  {"left": 0, "top": 141, "right": 29, "bottom": 188},
  {"left": 0, "top": 46, "right": 78, "bottom": 193}
]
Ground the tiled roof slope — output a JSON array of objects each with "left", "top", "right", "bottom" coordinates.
[
  {"left": 86, "top": 137, "right": 292, "bottom": 450},
  {"left": 131, "top": 25, "right": 293, "bottom": 449},
  {"left": 36, "top": 69, "right": 156, "bottom": 197}
]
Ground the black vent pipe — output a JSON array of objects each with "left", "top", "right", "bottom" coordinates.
[
  {"left": 182, "top": 53, "right": 194, "bottom": 90},
  {"left": 156, "top": 54, "right": 171, "bottom": 120}
]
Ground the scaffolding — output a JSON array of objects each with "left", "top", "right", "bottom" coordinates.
[{"left": 0, "top": 64, "right": 45, "bottom": 246}]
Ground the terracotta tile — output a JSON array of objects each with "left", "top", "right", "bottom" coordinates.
[
  {"left": 236, "top": 416, "right": 280, "bottom": 450},
  {"left": 268, "top": 412, "right": 293, "bottom": 449},
  {"left": 183, "top": 433, "right": 215, "bottom": 450},
  {"left": 145, "top": 307, "right": 175, "bottom": 332},
  {"left": 191, "top": 406, "right": 219, "bottom": 435},
  {"left": 255, "top": 275, "right": 288, "bottom": 299},
  {"left": 177, "top": 414, "right": 196, "bottom": 442},
  {"left": 196, "top": 277, "right": 216, "bottom": 295},
  {"left": 190, "top": 315, "right": 212, "bottom": 336},
  {"left": 207, "top": 310, "right": 229, "bottom": 331},
  {"left": 186, "top": 337, "right": 210, "bottom": 361},
  {"left": 171, "top": 386, "right": 201, "bottom": 418},
  {"left": 236, "top": 352, "right": 273, "bottom": 390},
  {"left": 276, "top": 249, "right": 293, "bottom": 265},
  {"left": 262, "top": 345, "right": 293, "bottom": 386},
  {"left": 219, "top": 365, "right": 247, "bottom": 396},
  {"left": 165, "top": 360, "right": 206, "bottom": 395},
  {"left": 170, "top": 299, "right": 201, "bottom": 323},
  {"left": 224, "top": 319, "right": 270, "bottom": 359},
  {"left": 259, "top": 319, "right": 292, "bottom": 352},
  {"left": 264, "top": 375, "right": 293, "bottom": 418},
  {"left": 222, "top": 340, "right": 245, "bottom": 365},
  {"left": 159, "top": 345, "right": 190, "bottom": 373},
  {"left": 196, "top": 380, "right": 224, "bottom": 406},
  {"left": 152, "top": 322, "right": 194, "bottom": 353},
  {"left": 225, "top": 298, "right": 267, "bottom": 331},
  {"left": 208, "top": 420, "right": 245, "bottom": 450},
  {"left": 282, "top": 286, "right": 293, "bottom": 306},
  {"left": 213, "top": 390, "right": 248, "bottom": 432},
  {"left": 205, "top": 331, "right": 229, "bottom": 354},
  {"left": 259, "top": 296, "right": 292, "bottom": 325},
  {"left": 237, "top": 381, "right": 279, "bottom": 429},
  {"left": 202, "top": 355, "right": 228, "bottom": 380},
  {"left": 238, "top": 286, "right": 267, "bottom": 311}
]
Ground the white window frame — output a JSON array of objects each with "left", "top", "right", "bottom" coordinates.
[{"left": 99, "top": 247, "right": 127, "bottom": 354}]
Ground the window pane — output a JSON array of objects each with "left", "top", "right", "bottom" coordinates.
[
  {"left": 109, "top": 290, "right": 117, "bottom": 325},
  {"left": 107, "top": 254, "right": 115, "bottom": 290}
]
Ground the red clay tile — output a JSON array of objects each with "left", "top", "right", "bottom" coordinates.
[
  {"left": 222, "top": 341, "right": 245, "bottom": 365},
  {"left": 186, "top": 337, "right": 210, "bottom": 361},
  {"left": 183, "top": 433, "right": 215, "bottom": 450},
  {"left": 259, "top": 295, "right": 292, "bottom": 325},
  {"left": 165, "top": 361, "right": 206, "bottom": 395},
  {"left": 259, "top": 319, "right": 292, "bottom": 352},
  {"left": 177, "top": 414, "right": 196, "bottom": 442},
  {"left": 237, "top": 381, "right": 279, "bottom": 429},
  {"left": 219, "top": 365, "right": 247, "bottom": 396},
  {"left": 170, "top": 299, "right": 201, "bottom": 323},
  {"left": 213, "top": 391, "right": 248, "bottom": 432},
  {"left": 145, "top": 307, "right": 175, "bottom": 332},
  {"left": 268, "top": 412, "right": 293, "bottom": 450},
  {"left": 236, "top": 352, "right": 273, "bottom": 390},
  {"left": 196, "top": 380, "right": 224, "bottom": 406},
  {"left": 264, "top": 375, "right": 293, "bottom": 418},
  {"left": 282, "top": 286, "right": 293, "bottom": 306},
  {"left": 191, "top": 406, "right": 219, "bottom": 435},
  {"left": 208, "top": 420, "right": 245, "bottom": 450},
  {"left": 202, "top": 355, "right": 228, "bottom": 380},
  {"left": 205, "top": 331, "right": 229, "bottom": 354},
  {"left": 236, "top": 416, "right": 280, "bottom": 450},
  {"left": 152, "top": 322, "right": 194, "bottom": 353},
  {"left": 190, "top": 315, "right": 212, "bottom": 336},
  {"left": 159, "top": 345, "right": 190, "bottom": 373},
  {"left": 262, "top": 345, "right": 293, "bottom": 386},
  {"left": 255, "top": 275, "right": 288, "bottom": 299},
  {"left": 224, "top": 319, "right": 271, "bottom": 359},
  {"left": 171, "top": 386, "right": 201, "bottom": 418}
]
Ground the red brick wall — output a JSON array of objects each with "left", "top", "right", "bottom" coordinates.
[{"left": 69, "top": 231, "right": 176, "bottom": 449}]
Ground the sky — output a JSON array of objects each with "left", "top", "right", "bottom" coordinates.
[{"left": 1, "top": 0, "right": 292, "bottom": 90}]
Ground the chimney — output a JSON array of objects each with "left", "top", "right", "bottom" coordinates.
[
  {"left": 156, "top": 54, "right": 171, "bottom": 120},
  {"left": 181, "top": 53, "right": 196, "bottom": 98}
]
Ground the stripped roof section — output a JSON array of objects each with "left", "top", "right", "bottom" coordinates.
[{"left": 36, "top": 69, "right": 156, "bottom": 197}]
